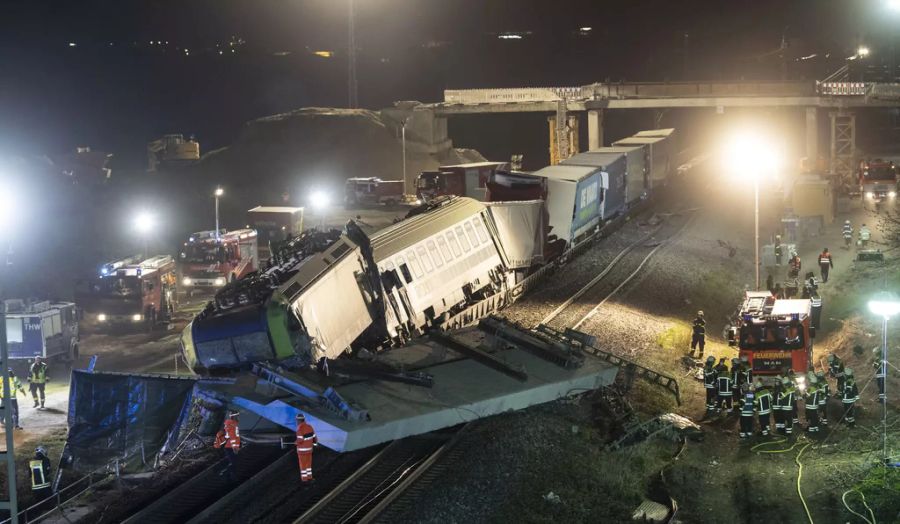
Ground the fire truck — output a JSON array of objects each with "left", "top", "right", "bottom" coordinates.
[
  {"left": 727, "top": 291, "right": 816, "bottom": 376},
  {"left": 82, "top": 255, "right": 178, "bottom": 330},
  {"left": 859, "top": 159, "right": 899, "bottom": 202},
  {"left": 179, "top": 229, "right": 258, "bottom": 290}
]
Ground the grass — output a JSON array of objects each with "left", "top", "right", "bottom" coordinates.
[
  {"left": 853, "top": 466, "right": 900, "bottom": 521},
  {"left": 656, "top": 324, "right": 692, "bottom": 354}
]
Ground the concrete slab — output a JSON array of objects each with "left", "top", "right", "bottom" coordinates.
[{"left": 227, "top": 328, "right": 618, "bottom": 452}]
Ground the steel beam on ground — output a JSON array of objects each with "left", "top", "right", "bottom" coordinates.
[{"left": 428, "top": 331, "right": 528, "bottom": 382}]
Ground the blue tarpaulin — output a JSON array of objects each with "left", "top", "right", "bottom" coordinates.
[{"left": 66, "top": 370, "right": 197, "bottom": 471}]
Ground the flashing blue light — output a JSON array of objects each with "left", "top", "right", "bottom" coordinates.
[{"left": 792, "top": 313, "right": 800, "bottom": 321}]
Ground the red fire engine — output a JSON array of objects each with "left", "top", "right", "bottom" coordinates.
[
  {"left": 728, "top": 291, "right": 815, "bottom": 376},
  {"left": 83, "top": 255, "right": 178, "bottom": 329},
  {"left": 180, "top": 229, "right": 258, "bottom": 290}
]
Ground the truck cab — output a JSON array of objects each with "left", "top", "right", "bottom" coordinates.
[
  {"left": 81, "top": 255, "right": 177, "bottom": 330},
  {"left": 728, "top": 291, "right": 815, "bottom": 376},
  {"left": 859, "top": 159, "right": 899, "bottom": 201},
  {"left": 5, "top": 299, "right": 79, "bottom": 363},
  {"left": 344, "top": 177, "right": 404, "bottom": 207},
  {"left": 180, "top": 229, "right": 258, "bottom": 291}
]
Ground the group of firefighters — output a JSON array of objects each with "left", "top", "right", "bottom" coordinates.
[
  {"left": 214, "top": 410, "right": 318, "bottom": 483},
  {"left": 1, "top": 356, "right": 51, "bottom": 431}
]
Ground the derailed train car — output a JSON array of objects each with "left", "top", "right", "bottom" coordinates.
[{"left": 181, "top": 197, "right": 542, "bottom": 373}]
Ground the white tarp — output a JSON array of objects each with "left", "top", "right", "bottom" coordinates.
[{"left": 486, "top": 200, "right": 546, "bottom": 269}]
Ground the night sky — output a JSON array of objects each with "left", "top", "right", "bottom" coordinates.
[{"left": 0, "top": 1, "right": 889, "bottom": 166}]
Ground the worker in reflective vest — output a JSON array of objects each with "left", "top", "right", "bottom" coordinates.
[
  {"left": 772, "top": 379, "right": 785, "bottom": 434},
  {"left": 842, "top": 369, "right": 860, "bottom": 428},
  {"left": 29, "top": 357, "right": 49, "bottom": 409},
  {"left": 818, "top": 248, "right": 833, "bottom": 283},
  {"left": 689, "top": 311, "right": 706, "bottom": 358},
  {"left": 295, "top": 413, "right": 318, "bottom": 482},
  {"left": 1, "top": 369, "right": 26, "bottom": 430},
  {"left": 828, "top": 353, "right": 845, "bottom": 396},
  {"left": 219, "top": 412, "right": 241, "bottom": 480},
  {"left": 715, "top": 358, "right": 733, "bottom": 413},
  {"left": 788, "top": 252, "right": 801, "bottom": 279},
  {"left": 804, "top": 373, "right": 820, "bottom": 433},
  {"left": 754, "top": 380, "right": 773, "bottom": 436},
  {"left": 30, "top": 446, "right": 52, "bottom": 500},
  {"left": 777, "top": 378, "right": 795, "bottom": 436},
  {"left": 738, "top": 385, "right": 755, "bottom": 439},
  {"left": 816, "top": 371, "right": 830, "bottom": 426},
  {"left": 703, "top": 356, "right": 718, "bottom": 417}
]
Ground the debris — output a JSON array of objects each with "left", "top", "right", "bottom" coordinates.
[
  {"left": 543, "top": 491, "right": 561, "bottom": 504},
  {"left": 709, "top": 460, "right": 719, "bottom": 467},
  {"left": 632, "top": 499, "right": 670, "bottom": 523},
  {"left": 571, "top": 425, "right": 580, "bottom": 435}
]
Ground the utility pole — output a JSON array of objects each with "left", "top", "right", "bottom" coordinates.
[
  {"left": 401, "top": 118, "right": 409, "bottom": 197},
  {"left": 348, "top": 0, "right": 358, "bottom": 109},
  {"left": 0, "top": 240, "right": 19, "bottom": 523}
]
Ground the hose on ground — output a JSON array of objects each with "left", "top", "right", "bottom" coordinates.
[
  {"left": 751, "top": 437, "right": 814, "bottom": 523},
  {"left": 841, "top": 489, "right": 876, "bottom": 524}
]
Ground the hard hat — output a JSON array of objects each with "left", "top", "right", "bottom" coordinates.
[
  {"left": 740, "top": 355, "right": 749, "bottom": 363},
  {"left": 229, "top": 411, "right": 240, "bottom": 418},
  {"left": 809, "top": 375, "right": 818, "bottom": 384},
  {"left": 697, "top": 310, "right": 704, "bottom": 317},
  {"left": 845, "top": 368, "right": 854, "bottom": 377},
  {"left": 776, "top": 235, "right": 781, "bottom": 239},
  {"left": 845, "top": 219, "right": 851, "bottom": 224},
  {"left": 7, "top": 369, "right": 13, "bottom": 375},
  {"left": 731, "top": 358, "right": 739, "bottom": 364},
  {"left": 781, "top": 377, "right": 790, "bottom": 386},
  {"left": 706, "top": 356, "right": 715, "bottom": 364},
  {"left": 754, "top": 380, "right": 763, "bottom": 389},
  {"left": 35, "top": 446, "right": 46, "bottom": 456},
  {"left": 827, "top": 354, "right": 835, "bottom": 363},
  {"left": 296, "top": 412, "right": 305, "bottom": 420},
  {"left": 791, "top": 251, "right": 798, "bottom": 257},
  {"left": 815, "top": 370, "right": 826, "bottom": 379}
]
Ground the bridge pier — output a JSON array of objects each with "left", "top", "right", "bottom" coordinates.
[
  {"left": 587, "top": 109, "right": 604, "bottom": 150},
  {"left": 805, "top": 107, "right": 818, "bottom": 162},
  {"left": 829, "top": 110, "right": 856, "bottom": 181}
]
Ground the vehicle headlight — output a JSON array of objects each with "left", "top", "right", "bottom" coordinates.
[
  {"left": 97, "top": 313, "right": 107, "bottom": 322},
  {"left": 890, "top": 191, "right": 897, "bottom": 198},
  {"left": 796, "top": 376, "right": 805, "bottom": 384},
  {"left": 214, "top": 277, "right": 226, "bottom": 286},
  {"left": 182, "top": 277, "right": 193, "bottom": 286},
  {"left": 132, "top": 314, "right": 143, "bottom": 322},
  {"left": 866, "top": 191, "right": 875, "bottom": 199}
]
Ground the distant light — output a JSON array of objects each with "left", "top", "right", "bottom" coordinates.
[
  {"left": 97, "top": 314, "right": 107, "bottom": 322},
  {"left": 215, "top": 187, "right": 224, "bottom": 197},
  {"left": 890, "top": 0, "right": 900, "bottom": 10},
  {"left": 218, "top": 50, "right": 223, "bottom": 55},
  {"left": 68, "top": 42, "right": 77, "bottom": 47},
  {"left": 580, "top": 27, "right": 593, "bottom": 32},
  {"left": 135, "top": 212, "right": 155, "bottom": 234},
  {"left": 182, "top": 277, "right": 193, "bottom": 287},
  {"left": 310, "top": 190, "right": 330, "bottom": 210},
  {"left": 891, "top": 191, "right": 898, "bottom": 198},
  {"left": 132, "top": 314, "right": 143, "bottom": 322},
  {"left": 149, "top": 41, "right": 153, "bottom": 45},
  {"left": 214, "top": 277, "right": 227, "bottom": 287},
  {"left": 869, "top": 292, "right": 900, "bottom": 318},
  {"left": 314, "top": 51, "right": 333, "bottom": 58},
  {"left": 498, "top": 33, "right": 523, "bottom": 40},
  {"left": 858, "top": 46, "right": 870, "bottom": 57},
  {"left": 866, "top": 191, "right": 875, "bottom": 199},
  {"left": 721, "top": 128, "right": 783, "bottom": 178}
]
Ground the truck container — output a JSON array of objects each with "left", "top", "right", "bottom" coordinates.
[
  {"left": 247, "top": 206, "right": 305, "bottom": 261},
  {"left": 590, "top": 145, "right": 647, "bottom": 206},
  {"left": 560, "top": 151, "right": 627, "bottom": 218},
  {"left": 529, "top": 164, "right": 605, "bottom": 246},
  {"left": 613, "top": 129, "right": 676, "bottom": 190},
  {"left": 485, "top": 170, "right": 547, "bottom": 202},
  {"left": 344, "top": 177, "right": 405, "bottom": 207},
  {"left": 416, "top": 162, "right": 509, "bottom": 202},
  {"left": 5, "top": 300, "right": 79, "bottom": 362}
]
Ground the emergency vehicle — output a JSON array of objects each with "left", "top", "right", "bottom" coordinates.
[
  {"left": 416, "top": 162, "right": 509, "bottom": 202},
  {"left": 727, "top": 291, "right": 815, "bottom": 376},
  {"left": 5, "top": 299, "right": 79, "bottom": 362},
  {"left": 858, "top": 159, "right": 898, "bottom": 201},
  {"left": 179, "top": 229, "right": 258, "bottom": 290},
  {"left": 343, "top": 177, "right": 404, "bottom": 207},
  {"left": 82, "top": 255, "right": 177, "bottom": 329}
]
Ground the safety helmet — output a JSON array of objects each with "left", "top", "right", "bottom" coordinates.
[
  {"left": 808, "top": 373, "right": 818, "bottom": 384},
  {"left": 845, "top": 219, "right": 851, "bottom": 225},
  {"left": 229, "top": 411, "right": 240, "bottom": 419},
  {"left": 781, "top": 377, "right": 790, "bottom": 386},
  {"left": 697, "top": 310, "right": 704, "bottom": 317},
  {"left": 7, "top": 369, "right": 13, "bottom": 376},
  {"left": 731, "top": 358, "right": 739, "bottom": 365},
  {"left": 296, "top": 412, "right": 305, "bottom": 421},
  {"left": 776, "top": 235, "right": 781, "bottom": 240},
  {"left": 706, "top": 356, "right": 715, "bottom": 364},
  {"left": 845, "top": 368, "right": 854, "bottom": 377},
  {"left": 827, "top": 354, "right": 835, "bottom": 363},
  {"left": 754, "top": 380, "right": 763, "bottom": 389},
  {"left": 816, "top": 370, "right": 826, "bottom": 379},
  {"left": 740, "top": 355, "right": 749, "bottom": 363},
  {"left": 35, "top": 446, "right": 46, "bottom": 457},
  {"left": 791, "top": 251, "right": 798, "bottom": 257},
  {"left": 862, "top": 223, "right": 866, "bottom": 227}
]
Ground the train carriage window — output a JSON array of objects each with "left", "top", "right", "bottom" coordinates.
[
  {"left": 436, "top": 237, "right": 453, "bottom": 262},
  {"left": 416, "top": 246, "right": 433, "bottom": 272},
  {"left": 399, "top": 264, "right": 413, "bottom": 284},
  {"left": 474, "top": 219, "right": 489, "bottom": 244},
  {"left": 464, "top": 222, "right": 479, "bottom": 247},
  {"left": 446, "top": 232, "right": 462, "bottom": 257},
  {"left": 427, "top": 241, "right": 443, "bottom": 268},
  {"left": 406, "top": 250, "right": 424, "bottom": 278},
  {"left": 455, "top": 226, "right": 471, "bottom": 252}
]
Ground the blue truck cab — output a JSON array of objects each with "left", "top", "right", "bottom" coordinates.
[{"left": 5, "top": 300, "right": 80, "bottom": 363}]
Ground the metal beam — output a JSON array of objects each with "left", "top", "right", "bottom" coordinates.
[{"left": 428, "top": 331, "right": 528, "bottom": 382}]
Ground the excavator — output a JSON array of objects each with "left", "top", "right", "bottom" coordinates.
[{"left": 147, "top": 134, "right": 200, "bottom": 172}]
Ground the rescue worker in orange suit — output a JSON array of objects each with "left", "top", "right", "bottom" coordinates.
[
  {"left": 818, "top": 248, "right": 833, "bottom": 283},
  {"left": 217, "top": 412, "right": 241, "bottom": 480},
  {"left": 689, "top": 311, "right": 706, "bottom": 358},
  {"left": 295, "top": 412, "right": 318, "bottom": 482}
]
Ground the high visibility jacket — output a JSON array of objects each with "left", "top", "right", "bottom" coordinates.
[
  {"left": 29, "top": 363, "right": 48, "bottom": 384},
  {"left": 818, "top": 252, "right": 833, "bottom": 267},
  {"left": 842, "top": 382, "right": 860, "bottom": 404},
  {"left": 777, "top": 387, "right": 795, "bottom": 410},
  {"left": 703, "top": 366, "right": 717, "bottom": 389},
  {"left": 717, "top": 374, "right": 733, "bottom": 396},
  {"left": 740, "top": 393, "right": 755, "bottom": 416},
  {"left": 774, "top": 243, "right": 783, "bottom": 257},
  {"left": 829, "top": 359, "right": 844, "bottom": 378},
  {"left": 755, "top": 389, "right": 773, "bottom": 415},
  {"left": 804, "top": 386, "right": 820, "bottom": 409},
  {"left": 30, "top": 457, "right": 51, "bottom": 490},
  {"left": 213, "top": 429, "right": 226, "bottom": 449},
  {"left": 842, "top": 224, "right": 853, "bottom": 237},
  {"left": 295, "top": 421, "right": 317, "bottom": 454},
  {"left": 223, "top": 419, "right": 240, "bottom": 449},
  {"left": 818, "top": 382, "right": 829, "bottom": 405},
  {"left": 692, "top": 318, "right": 706, "bottom": 336},
  {"left": 789, "top": 257, "right": 801, "bottom": 272},
  {"left": 734, "top": 365, "right": 751, "bottom": 387},
  {"left": 860, "top": 228, "right": 871, "bottom": 241},
  {"left": 0, "top": 377, "right": 24, "bottom": 399}
]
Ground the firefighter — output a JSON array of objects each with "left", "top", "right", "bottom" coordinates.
[
  {"left": 774, "top": 235, "right": 784, "bottom": 265},
  {"left": 739, "top": 355, "right": 752, "bottom": 389},
  {"left": 219, "top": 412, "right": 241, "bottom": 480},
  {"left": 788, "top": 369, "right": 801, "bottom": 426},
  {"left": 730, "top": 358, "right": 742, "bottom": 399},
  {"left": 804, "top": 373, "right": 820, "bottom": 433},
  {"left": 0, "top": 369, "right": 26, "bottom": 430},
  {"left": 689, "top": 311, "right": 706, "bottom": 358},
  {"left": 29, "top": 356, "right": 48, "bottom": 409},
  {"left": 715, "top": 358, "right": 733, "bottom": 413},
  {"left": 801, "top": 272, "right": 818, "bottom": 299},
  {"left": 754, "top": 380, "right": 773, "bottom": 436},
  {"left": 738, "top": 384, "right": 756, "bottom": 439},
  {"left": 772, "top": 378, "right": 785, "bottom": 435},
  {"left": 842, "top": 220, "right": 853, "bottom": 248},
  {"left": 30, "top": 446, "right": 52, "bottom": 501},
  {"left": 873, "top": 347, "right": 886, "bottom": 404},
  {"left": 703, "top": 356, "right": 718, "bottom": 416},
  {"left": 295, "top": 412, "right": 318, "bottom": 483},
  {"left": 859, "top": 224, "right": 871, "bottom": 248},
  {"left": 778, "top": 377, "right": 796, "bottom": 436},
  {"left": 816, "top": 371, "right": 830, "bottom": 426},
  {"left": 842, "top": 368, "right": 860, "bottom": 428},
  {"left": 828, "top": 353, "right": 845, "bottom": 396},
  {"left": 788, "top": 251, "right": 801, "bottom": 279},
  {"left": 818, "top": 248, "right": 833, "bottom": 283}
]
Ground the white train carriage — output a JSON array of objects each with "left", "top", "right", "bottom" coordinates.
[{"left": 368, "top": 197, "right": 507, "bottom": 339}]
